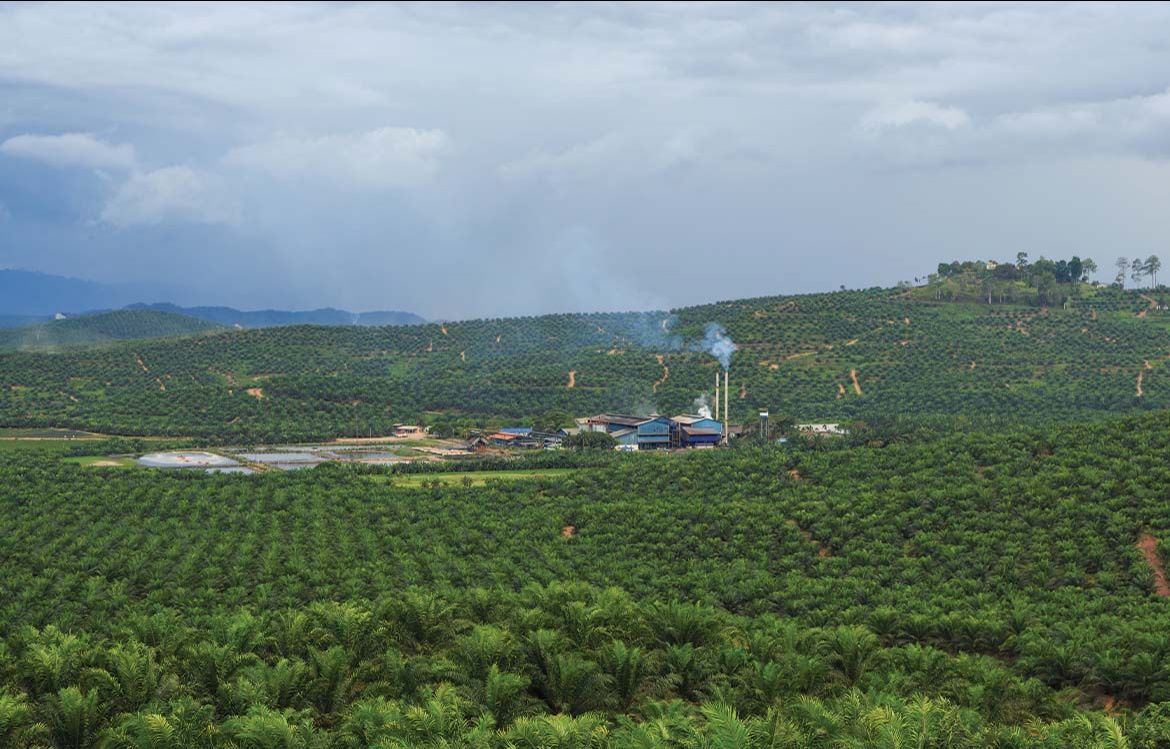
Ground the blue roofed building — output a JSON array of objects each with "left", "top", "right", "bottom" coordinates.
[
  {"left": 672, "top": 414, "right": 723, "bottom": 447},
  {"left": 636, "top": 416, "right": 674, "bottom": 449}
]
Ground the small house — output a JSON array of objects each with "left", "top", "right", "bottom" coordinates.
[{"left": 797, "top": 423, "right": 847, "bottom": 436}]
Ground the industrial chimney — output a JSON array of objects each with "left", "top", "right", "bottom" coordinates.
[
  {"left": 716, "top": 369, "right": 725, "bottom": 442},
  {"left": 714, "top": 372, "right": 720, "bottom": 422},
  {"left": 759, "top": 411, "right": 769, "bottom": 440}
]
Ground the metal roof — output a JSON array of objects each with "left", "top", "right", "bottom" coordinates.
[
  {"left": 585, "top": 414, "right": 646, "bottom": 428},
  {"left": 672, "top": 414, "right": 719, "bottom": 425},
  {"left": 499, "top": 427, "right": 533, "bottom": 434}
]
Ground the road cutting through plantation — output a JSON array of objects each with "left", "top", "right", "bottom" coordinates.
[
  {"left": 1137, "top": 533, "right": 1170, "bottom": 597},
  {"left": 652, "top": 355, "right": 669, "bottom": 392}
]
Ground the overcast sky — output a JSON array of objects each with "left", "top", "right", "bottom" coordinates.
[{"left": 2, "top": 2, "right": 1169, "bottom": 318}]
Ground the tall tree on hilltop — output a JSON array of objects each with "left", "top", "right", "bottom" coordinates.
[
  {"left": 1146, "top": 255, "right": 1162, "bottom": 288},
  {"left": 1115, "top": 257, "right": 1129, "bottom": 288},
  {"left": 1081, "top": 258, "right": 1098, "bottom": 283},
  {"left": 1132, "top": 258, "right": 1145, "bottom": 287}
]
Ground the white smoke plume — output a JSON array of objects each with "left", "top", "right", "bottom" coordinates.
[
  {"left": 694, "top": 393, "right": 712, "bottom": 419},
  {"left": 693, "top": 322, "right": 737, "bottom": 370}
]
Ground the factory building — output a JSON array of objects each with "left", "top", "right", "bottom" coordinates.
[
  {"left": 575, "top": 413, "right": 725, "bottom": 450},
  {"left": 671, "top": 414, "right": 723, "bottom": 448}
]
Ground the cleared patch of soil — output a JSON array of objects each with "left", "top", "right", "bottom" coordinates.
[
  {"left": 460, "top": 350, "right": 466, "bottom": 362},
  {"left": 246, "top": 387, "right": 264, "bottom": 400},
  {"left": 90, "top": 460, "right": 121, "bottom": 467},
  {"left": 135, "top": 354, "right": 149, "bottom": 373},
  {"left": 567, "top": 370, "right": 576, "bottom": 389},
  {"left": 1137, "top": 533, "right": 1170, "bottom": 596},
  {"left": 561, "top": 525, "right": 576, "bottom": 538},
  {"left": 440, "top": 325, "right": 449, "bottom": 335},
  {"left": 837, "top": 383, "right": 846, "bottom": 399},
  {"left": 850, "top": 368, "right": 863, "bottom": 396},
  {"left": 1137, "top": 370, "right": 1145, "bottom": 397}
]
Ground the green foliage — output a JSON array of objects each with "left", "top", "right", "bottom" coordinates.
[
  {"left": 6, "top": 285, "right": 1170, "bottom": 440},
  {"left": 3, "top": 412, "right": 1170, "bottom": 743},
  {"left": 0, "top": 310, "right": 220, "bottom": 351}
]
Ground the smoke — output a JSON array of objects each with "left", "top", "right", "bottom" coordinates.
[
  {"left": 693, "top": 322, "right": 736, "bottom": 370},
  {"left": 694, "top": 393, "right": 712, "bottom": 419}
]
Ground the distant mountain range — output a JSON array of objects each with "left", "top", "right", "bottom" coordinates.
[
  {"left": 0, "top": 269, "right": 426, "bottom": 329},
  {"left": 0, "top": 269, "right": 185, "bottom": 317},
  {"left": 127, "top": 303, "right": 425, "bottom": 328}
]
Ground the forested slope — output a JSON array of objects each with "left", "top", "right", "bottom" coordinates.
[
  {"left": 3, "top": 412, "right": 1170, "bottom": 745},
  {"left": 0, "top": 310, "right": 221, "bottom": 351},
  {"left": 2, "top": 286, "right": 1170, "bottom": 438}
]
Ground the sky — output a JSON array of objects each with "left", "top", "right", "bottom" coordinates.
[{"left": 1, "top": 1, "right": 1169, "bottom": 319}]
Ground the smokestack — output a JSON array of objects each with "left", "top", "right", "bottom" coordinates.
[
  {"left": 714, "top": 371, "right": 720, "bottom": 419},
  {"left": 723, "top": 370, "right": 729, "bottom": 444}
]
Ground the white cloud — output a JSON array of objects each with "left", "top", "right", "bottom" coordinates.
[
  {"left": 861, "top": 100, "right": 971, "bottom": 132},
  {"left": 0, "top": 132, "right": 137, "bottom": 172},
  {"left": 827, "top": 21, "right": 927, "bottom": 51},
  {"left": 498, "top": 135, "right": 624, "bottom": 180},
  {"left": 100, "top": 166, "right": 239, "bottom": 227},
  {"left": 224, "top": 128, "right": 448, "bottom": 187}
]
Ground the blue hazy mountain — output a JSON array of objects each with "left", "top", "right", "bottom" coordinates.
[
  {"left": 0, "top": 270, "right": 426, "bottom": 328},
  {"left": 0, "top": 269, "right": 183, "bottom": 316},
  {"left": 128, "top": 303, "right": 425, "bottom": 328}
]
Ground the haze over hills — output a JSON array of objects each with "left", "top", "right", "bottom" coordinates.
[
  {"left": 0, "top": 269, "right": 426, "bottom": 328},
  {"left": 0, "top": 269, "right": 186, "bottom": 317},
  {"left": 0, "top": 309, "right": 222, "bottom": 351},
  {"left": 127, "top": 302, "right": 425, "bottom": 328}
]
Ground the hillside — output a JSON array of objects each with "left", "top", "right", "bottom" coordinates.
[
  {"left": 2, "top": 411, "right": 1170, "bottom": 743},
  {"left": 128, "top": 302, "right": 426, "bottom": 328},
  {"left": 0, "top": 309, "right": 221, "bottom": 351},
  {"left": 3, "top": 285, "right": 1170, "bottom": 438}
]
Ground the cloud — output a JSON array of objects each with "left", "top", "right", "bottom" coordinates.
[
  {"left": 0, "top": 132, "right": 137, "bottom": 172},
  {"left": 4, "top": 3, "right": 1170, "bottom": 317},
  {"left": 860, "top": 101, "right": 971, "bottom": 132},
  {"left": 100, "top": 166, "right": 239, "bottom": 227},
  {"left": 498, "top": 135, "right": 625, "bottom": 181},
  {"left": 224, "top": 128, "right": 448, "bottom": 187}
]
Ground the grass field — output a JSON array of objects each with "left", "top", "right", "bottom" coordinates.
[
  {"left": 0, "top": 427, "right": 101, "bottom": 438},
  {"left": 62, "top": 455, "right": 138, "bottom": 468},
  {"left": 374, "top": 467, "right": 580, "bottom": 487}
]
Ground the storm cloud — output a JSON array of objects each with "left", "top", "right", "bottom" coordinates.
[{"left": 1, "top": 2, "right": 1169, "bottom": 318}]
